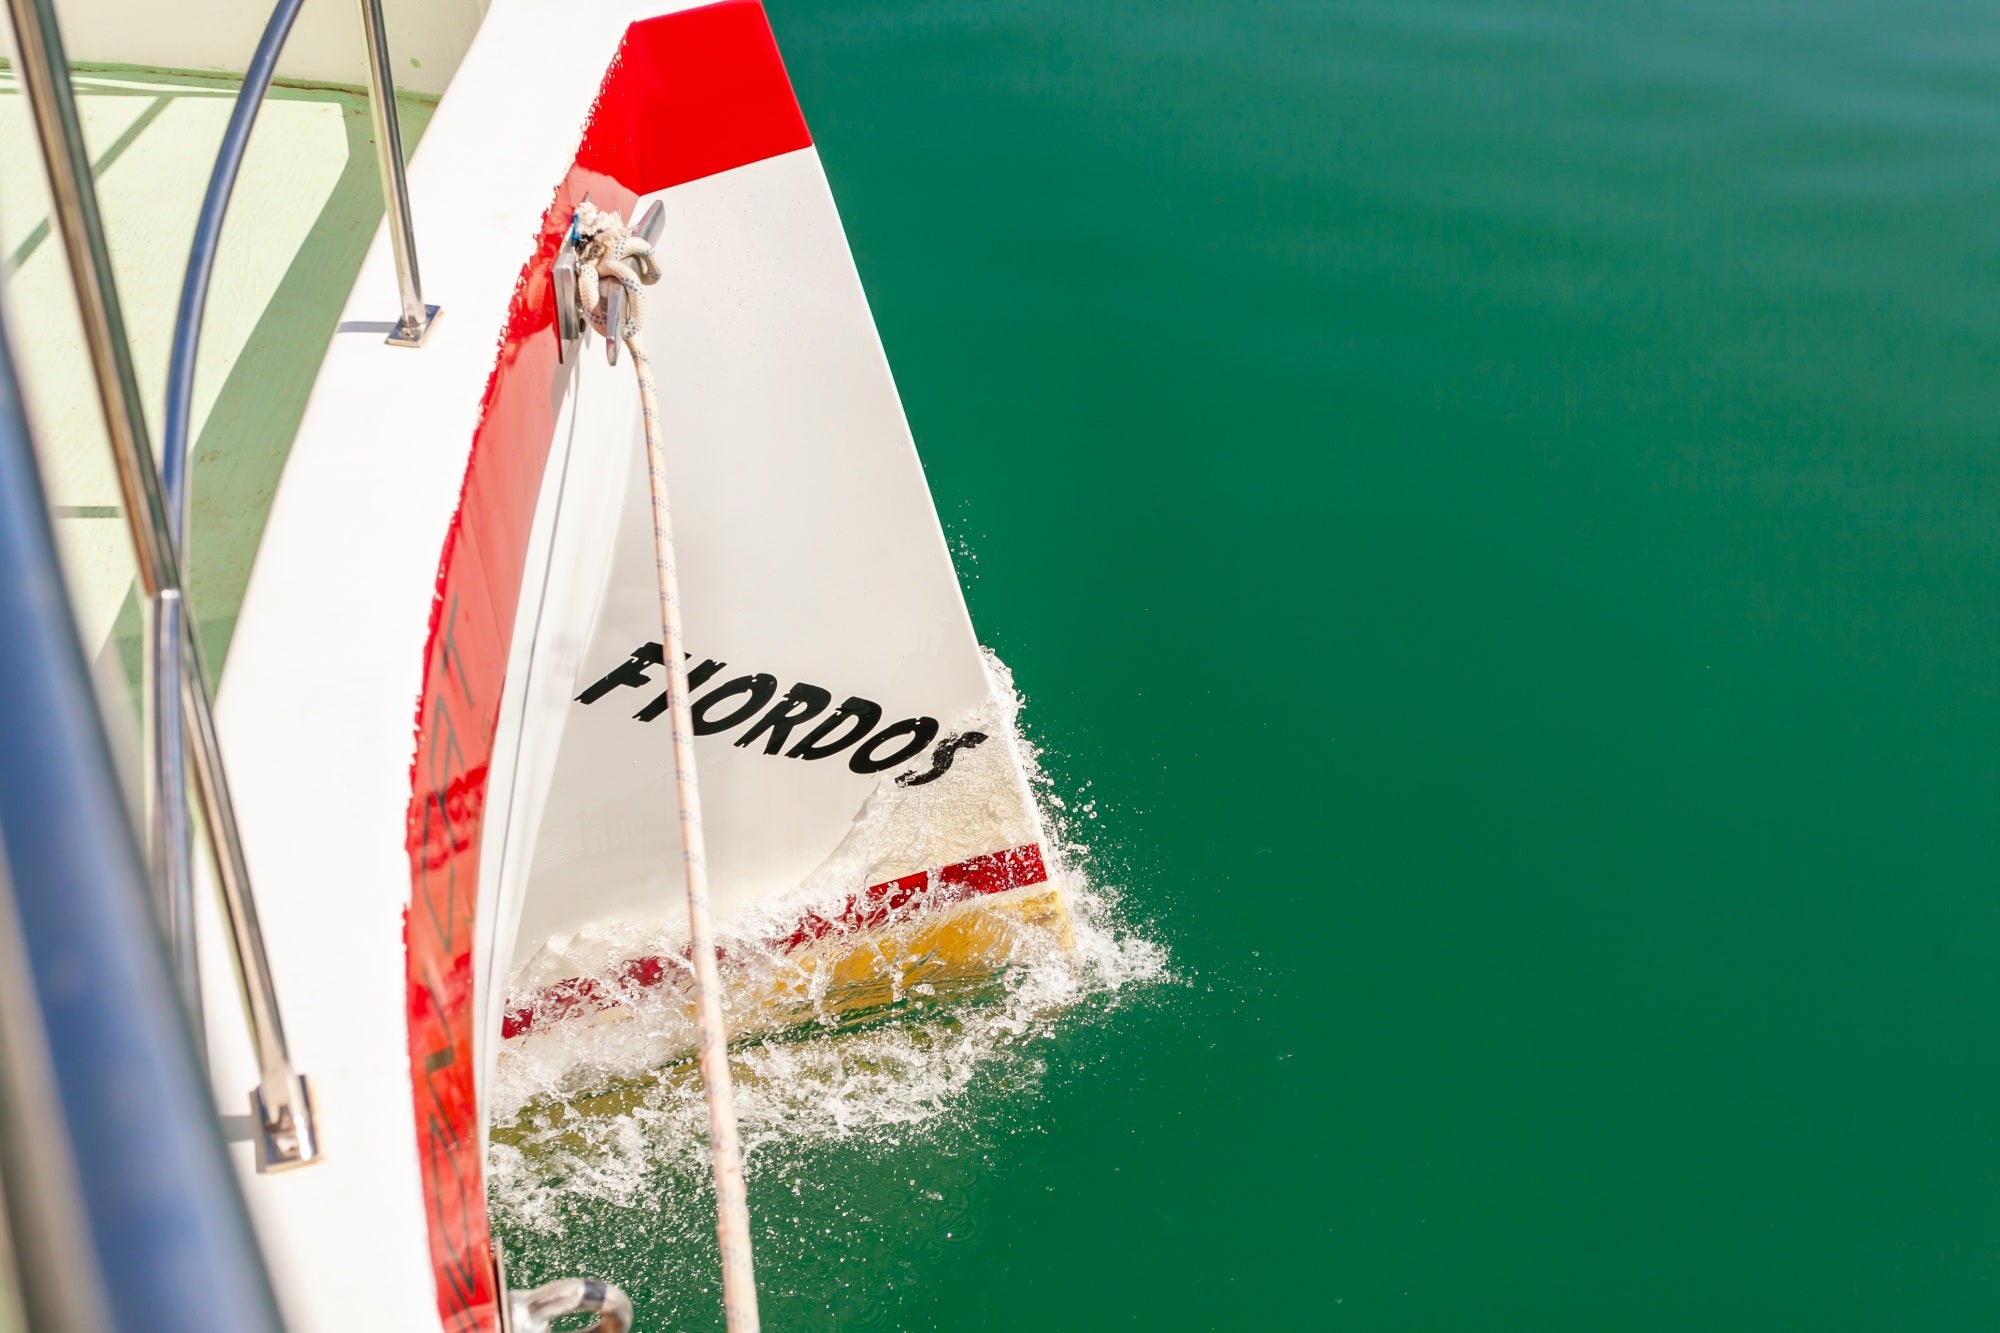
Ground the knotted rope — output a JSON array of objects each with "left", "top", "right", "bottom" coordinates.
[
  {"left": 571, "top": 203, "right": 762, "bottom": 1333},
  {"left": 572, "top": 199, "right": 654, "bottom": 343}
]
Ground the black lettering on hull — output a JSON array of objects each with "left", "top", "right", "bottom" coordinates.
[
  {"left": 786, "top": 696, "right": 882, "bottom": 761},
  {"left": 576, "top": 643, "right": 985, "bottom": 786},
  {"left": 850, "top": 716, "right": 939, "bottom": 774},
  {"left": 576, "top": 642, "right": 664, "bottom": 703},
  {"left": 897, "top": 731, "right": 989, "bottom": 786},
  {"left": 736, "top": 683, "right": 833, "bottom": 753},
  {"left": 691, "top": 674, "right": 778, "bottom": 734},
  {"left": 635, "top": 658, "right": 725, "bottom": 723}
]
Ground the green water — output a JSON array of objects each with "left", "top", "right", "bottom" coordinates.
[{"left": 498, "top": 2, "right": 2000, "bottom": 1326}]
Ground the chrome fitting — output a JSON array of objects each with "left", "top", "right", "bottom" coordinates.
[
  {"left": 251, "top": 1072, "right": 321, "bottom": 1173},
  {"left": 384, "top": 303, "right": 442, "bottom": 349},
  {"left": 509, "top": 1277, "right": 633, "bottom": 1333}
]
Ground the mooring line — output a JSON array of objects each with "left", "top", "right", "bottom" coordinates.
[{"left": 575, "top": 199, "right": 762, "bottom": 1333}]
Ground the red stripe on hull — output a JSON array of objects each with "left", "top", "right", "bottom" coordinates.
[
  {"left": 403, "top": 5, "right": 811, "bottom": 1328},
  {"left": 500, "top": 843, "right": 1051, "bottom": 1041}
]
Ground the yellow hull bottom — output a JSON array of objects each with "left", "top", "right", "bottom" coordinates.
[{"left": 493, "top": 885, "right": 1072, "bottom": 1147}]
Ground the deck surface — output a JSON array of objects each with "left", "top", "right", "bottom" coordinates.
[{"left": 0, "top": 64, "right": 434, "bottom": 688}]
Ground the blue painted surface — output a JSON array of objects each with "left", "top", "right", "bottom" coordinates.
[{"left": 0, "top": 316, "right": 282, "bottom": 1332}]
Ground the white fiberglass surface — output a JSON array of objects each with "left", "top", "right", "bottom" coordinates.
[
  {"left": 0, "top": 68, "right": 434, "bottom": 669},
  {"left": 505, "top": 148, "right": 1044, "bottom": 988},
  {"left": 474, "top": 342, "right": 634, "bottom": 1135},
  {"left": 55, "top": 0, "right": 485, "bottom": 98},
  {"left": 480, "top": 149, "right": 1167, "bottom": 1256},
  {"left": 199, "top": 1, "right": 659, "bottom": 1326}
]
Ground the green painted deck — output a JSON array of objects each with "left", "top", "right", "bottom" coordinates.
[{"left": 0, "top": 64, "right": 434, "bottom": 682}]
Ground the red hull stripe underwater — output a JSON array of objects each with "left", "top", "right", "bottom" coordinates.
[
  {"left": 402, "top": 5, "right": 811, "bottom": 1329},
  {"left": 500, "top": 843, "right": 1052, "bottom": 1040}
]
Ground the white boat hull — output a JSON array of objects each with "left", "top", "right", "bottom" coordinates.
[{"left": 205, "top": 2, "right": 1055, "bottom": 1327}]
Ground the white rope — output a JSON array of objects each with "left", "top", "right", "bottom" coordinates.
[{"left": 572, "top": 202, "right": 761, "bottom": 1333}]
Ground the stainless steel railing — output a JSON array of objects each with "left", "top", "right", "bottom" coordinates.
[
  {"left": 0, "top": 283, "right": 287, "bottom": 1333},
  {"left": 356, "top": 0, "right": 439, "bottom": 346},
  {"left": 1, "top": 0, "right": 320, "bottom": 1172},
  {"left": 160, "top": 0, "right": 311, "bottom": 1058},
  {"left": 6, "top": 0, "right": 447, "bottom": 1173}
]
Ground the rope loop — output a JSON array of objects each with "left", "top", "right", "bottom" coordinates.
[{"left": 571, "top": 199, "right": 659, "bottom": 344}]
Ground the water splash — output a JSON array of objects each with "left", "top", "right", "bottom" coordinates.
[{"left": 486, "top": 653, "right": 1166, "bottom": 1310}]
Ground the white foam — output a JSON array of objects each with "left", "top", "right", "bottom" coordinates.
[{"left": 487, "top": 653, "right": 1166, "bottom": 1243}]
